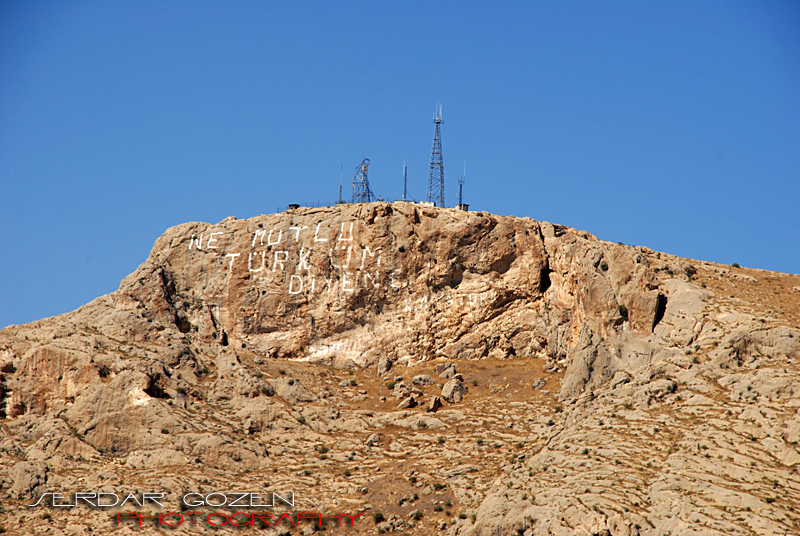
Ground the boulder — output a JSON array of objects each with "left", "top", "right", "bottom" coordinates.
[
  {"left": 412, "top": 374, "right": 435, "bottom": 386},
  {"left": 397, "top": 396, "right": 417, "bottom": 410},
  {"left": 427, "top": 396, "right": 443, "bottom": 413},
  {"left": 393, "top": 381, "right": 413, "bottom": 398},
  {"left": 442, "top": 380, "right": 468, "bottom": 403},
  {"left": 439, "top": 366, "right": 458, "bottom": 379}
]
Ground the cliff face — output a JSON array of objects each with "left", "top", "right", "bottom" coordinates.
[
  {"left": 4, "top": 202, "right": 665, "bottom": 419},
  {"left": 1, "top": 203, "right": 799, "bottom": 536}
]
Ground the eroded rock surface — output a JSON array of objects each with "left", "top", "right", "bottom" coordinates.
[{"left": 0, "top": 202, "right": 799, "bottom": 535}]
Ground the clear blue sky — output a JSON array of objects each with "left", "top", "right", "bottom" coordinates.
[{"left": 1, "top": 1, "right": 799, "bottom": 329}]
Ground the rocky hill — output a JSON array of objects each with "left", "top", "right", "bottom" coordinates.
[{"left": 1, "top": 202, "right": 799, "bottom": 536}]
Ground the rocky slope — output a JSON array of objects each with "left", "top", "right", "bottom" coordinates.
[{"left": 1, "top": 202, "right": 799, "bottom": 536}]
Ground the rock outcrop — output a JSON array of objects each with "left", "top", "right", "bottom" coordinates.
[{"left": 0, "top": 202, "right": 798, "bottom": 535}]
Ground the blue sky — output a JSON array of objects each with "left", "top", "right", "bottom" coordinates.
[{"left": 1, "top": 1, "right": 799, "bottom": 328}]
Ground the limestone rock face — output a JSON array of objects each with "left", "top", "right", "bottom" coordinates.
[
  {"left": 1, "top": 204, "right": 666, "bottom": 420},
  {"left": 1, "top": 203, "right": 799, "bottom": 535},
  {"left": 7, "top": 461, "right": 47, "bottom": 499}
]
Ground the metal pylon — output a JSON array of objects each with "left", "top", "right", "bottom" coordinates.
[
  {"left": 426, "top": 104, "right": 444, "bottom": 207},
  {"left": 351, "top": 158, "right": 375, "bottom": 203}
]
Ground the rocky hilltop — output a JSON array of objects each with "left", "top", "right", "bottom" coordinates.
[{"left": 1, "top": 202, "right": 799, "bottom": 536}]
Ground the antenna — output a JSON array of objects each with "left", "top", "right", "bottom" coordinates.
[
  {"left": 338, "top": 164, "right": 343, "bottom": 204},
  {"left": 458, "top": 161, "right": 465, "bottom": 206},
  {"left": 403, "top": 161, "right": 407, "bottom": 201},
  {"left": 426, "top": 103, "right": 445, "bottom": 207}
]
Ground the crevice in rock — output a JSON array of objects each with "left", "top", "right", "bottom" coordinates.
[
  {"left": 653, "top": 293, "right": 668, "bottom": 331},
  {"left": 9, "top": 401, "right": 26, "bottom": 417},
  {"left": 540, "top": 267, "right": 552, "bottom": 293},
  {"left": 534, "top": 223, "right": 555, "bottom": 295},
  {"left": 207, "top": 305, "right": 220, "bottom": 332},
  {"left": 144, "top": 374, "right": 170, "bottom": 399},
  {"left": 157, "top": 267, "right": 177, "bottom": 304},
  {"left": 0, "top": 379, "right": 6, "bottom": 419},
  {"left": 221, "top": 331, "right": 229, "bottom": 346},
  {"left": 174, "top": 313, "right": 192, "bottom": 334}
]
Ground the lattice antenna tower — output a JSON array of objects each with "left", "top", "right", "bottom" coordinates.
[
  {"left": 350, "top": 158, "right": 375, "bottom": 203},
  {"left": 426, "top": 103, "right": 444, "bottom": 207},
  {"left": 458, "top": 161, "right": 465, "bottom": 205},
  {"left": 402, "top": 161, "right": 408, "bottom": 201}
]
